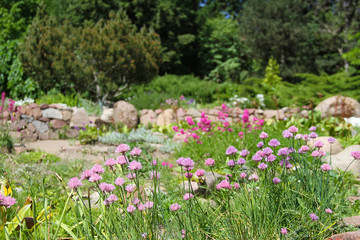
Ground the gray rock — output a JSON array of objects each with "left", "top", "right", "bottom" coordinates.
[
  {"left": 100, "top": 107, "right": 113, "bottom": 123},
  {"left": 21, "top": 114, "right": 33, "bottom": 123},
  {"left": 325, "top": 145, "right": 360, "bottom": 177},
  {"left": 140, "top": 109, "right": 157, "bottom": 126},
  {"left": 315, "top": 95, "right": 360, "bottom": 118},
  {"left": 203, "top": 171, "right": 224, "bottom": 189},
  {"left": 70, "top": 108, "right": 90, "bottom": 127},
  {"left": 181, "top": 181, "right": 200, "bottom": 194},
  {"left": 343, "top": 215, "right": 360, "bottom": 227},
  {"left": 186, "top": 108, "right": 201, "bottom": 117},
  {"left": 42, "top": 108, "right": 63, "bottom": 120},
  {"left": 32, "top": 120, "right": 49, "bottom": 133},
  {"left": 329, "top": 231, "right": 360, "bottom": 240},
  {"left": 112, "top": 101, "right": 138, "bottom": 128}
]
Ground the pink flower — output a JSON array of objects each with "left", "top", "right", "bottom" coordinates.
[
  {"left": 226, "top": 146, "right": 238, "bottom": 156},
  {"left": 309, "top": 132, "right": 318, "bottom": 138},
  {"left": 184, "top": 172, "right": 193, "bottom": 179},
  {"left": 115, "top": 144, "right": 130, "bottom": 153},
  {"left": 282, "top": 130, "right": 293, "bottom": 138},
  {"left": 91, "top": 164, "right": 104, "bottom": 174},
  {"left": 173, "top": 126, "right": 179, "bottom": 132},
  {"left": 127, "top": 172, "right": 136, "bottom": 180},
  {"left": 277, "top": 147, "right": 289, "bottom": 156},
  {"left": 186, "top": 117, "right": 195, "bottom": 126},
  {"left": 125, "top": 184, "right": 135, "bottom": 193},
  {"left": 227, "top": 160, "right": 236, "bottom": 167},
  {"left": 115, "top": 177, "right": 125, "bottom": 186},
  {"left": 132, "top": 197, "right": 141, "bottom": 205},
  {"left": 309, "top": 126, "right": 317, "bottom": 132},
  {"left": 280, "top": 228, "right": 288, "bottom": 235},
  {"left": 89, "top": 173, "right": 102, "bottom": 182},
  {"left": 302, "top": 134, "right": 310, "bottom": 141},
  {"left": 310, "top": 213, "right": 318, "bottom": 221},
  {"left": 205, "top": 158, "right": 215, "bottom": 166},
  {"left": 298, "top": 145, "right": 310, "bottom": 154},
  {"left": 249, "top": 174, "right": 259, "bottom": 182},
  {"left": 240, "top": 149, "right": 250, "bottom": 157},
  {"left": 314, "top": 140, "right": 324, "bottom": 149},
  {"left": 321, "top": 163, "right": 332, "bottom": 171},
  {"left": 116, "top": 155, "right": 127, "bottom": 165},
  {"left": 258, "top": 163, "right": 268, "bottom": 170},
  {"left": 137, "top": 203, "right": 146, "bottom": 211},
  {"left": 295, "top": 134, "right": 303, "bottom": 140},
  {"left": 240, "top": 172, "right": 247, "bottom": 179},
  {"left": 238, "top": 131, "right": 244, "bottom": 138},
  {"left": 81, "top": 169, "right": 93, "bottom": 180},
  {"left": 150, "top": 171, "right": 161, "bottom": 180},
  {"left": 325, "top": 208, "right": 333, "bottom": 214},
  {"left": 259, "top": 131, "right": 269, "bottom": 139},
  {"left": 128, "top": 161, "right": 143, "bottom": 171},
  {"left": 127, "top": 205, "right": 136, "bottom": 213},
  {"left": 0, "top": 195, "right": 17, "bottom": 208},
  {"left": 257, "top": 141, "right": 264, "bottom": 148},
  {"left": 268, "top": 139, "right": 280, "bottom": 147},
  {"left": 252, "top": 154, "right": 262, "bottom": 162},
  {"left": 99, "top": 183, "right": 115, "bottom": 193},
  {"left": 170, "top": 203, "right": 181, "bottom": 211},
  {"left": 237, "top": 158, "right": 246, "bottom": 165},
  {"left": 105, "top": 158, "right": 117, "bottom": 167},
  {"left": 183, "top": 193, "right": 194, "bottom": 200},
  {"left": 216, "top": 180, "right": 232, "bottom": 190},
  {"left": 104, "top": 194, "right": 118, "bottom": 205},
  {"left": 266, "top": 154, "right": 276, "bottom": 162},
  {"left": 130, "top": 147, "right": 142, "bottom": 156},
  {"left": 351, "top": 151, "right": 360, "bottom": 160},
  {"left": 262, "top": 147, "right": 273, "bottom": 156},
  {"left": 145, "top": 201, "right": 154, "bottom": 209},
  {"left": 273, "top": 177, "right": 281, "bottom": 184},
  {"left": 328, "top": 137, "right": 336, "bottom": 144},
  {"left": 195, "top": 169, "right": 205, "bottom": 177},
  {"left": 288, "top": 125, "right": 298, "bottom": 133},
  {"left": 233, "top": 183, "right": 240, "bottom": 189},
  {"left": 311, "top": 151, "right": 320, "bottom": 157}
]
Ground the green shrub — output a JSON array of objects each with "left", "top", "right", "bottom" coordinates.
[{"left": 15, "top": 151, "right": 61, "bottom": 164}]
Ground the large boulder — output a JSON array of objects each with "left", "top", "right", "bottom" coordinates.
[
  {"left": 156, "top": 109, "right": 175, "bottom": 126},
  {"left": 315, "top": 95, "right": 360, "bottom": 118},
  {"left": 325, "top": 145, "right": 360, "bottom": 177},
  {"left": 112, "top": 101, "right": 138, "bottom": 128},
  {"left": 100, "top": 107, "right": 113, "bottom": 123},
  {"left": 42, "top": 108, "right": 63, "bottom": 120},
  {"left": 140, "top": 109, "right": 157, "bottom": 126},
  {"left": 308, "top": 136, "right": 343, "bottom": 155},
  {"left": 70, "top": 108, "right": 90, "bottom": 128}
]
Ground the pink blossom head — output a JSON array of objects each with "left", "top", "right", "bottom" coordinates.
[
  {"left": 176, "top": 157, "right": 185, "bottom": 166},
  {"left": 205, "top": 158, "right": 215, "bottom": 167},
  {"left": 258, "top": 163, "right": 268, "bottom": 170},
  {"left": 130, "top": 147, "right": 142, "bottom": 157},
  {"left": 295, "top": 134, "right": 303, "bottom": 140},
  {"left": 240, "top": 149, "right": 250, "bottom": 158},
  {"left": 227, "top": 160, "right": 236, "bottom": 168},
  {"left": 252, "top": 154, "right": 262, "bottom": 162},
  {"left": 277, "top": 147, "right": 289, "bottom": 157},
  {"left": 262, "top": 147, "right": 273, "bottom": 156},
  {"left": 145, "top": 201, "right": 154, "bottom": 209},
  {"left": 128, "top": 161, "right": 143, "bottom": 171},
  {"left": 267, "top": 154, "right": 277, "bottom": 162},
  {"left": 170, "top": 203, "right": 181, "bottom": 211},
  {"left": 314, "top": 140, "right": 324, "bottom": 149},
  {"left": 89, "top": 173, "right": 102, "bottom": 182},
  {"left": 127, "top": 172, "right": 136, "bottom": 180},
  {"left": 282, "top": 130, "right": 293, "bottom": 138},
  {"left": 328, "top": 137, "right": 336, "bottom": 144},
  {"left": 186, "top": 117, "right": 195, "bottom": 126},
  {"left": 257, "top": 141, "right": 264, "bottom": 148},
  {"left": 184, "top": 172, "right": 193, "bottom": 179},
  {"left": 104, "top": 194, "right": 118, "bottom": 205},
  {"left": 273, "top": 177, "right": 281, "bottom": 184},
  {"left": 99, "top": 183, "right": 115, "bottom": 192},
  {"left": 351, "top": 151, "right": 360, "bottom": 160},
  {"left": 105, "top": 158, "right": 117, "bottom": 167},
  {"left": 309, "top": 132, "right": 318, "bottom": 139},
  {"left": 226, "top": 146, "right": 238, "bottom": 156},
  {"left": 195, "top": 169, "right": 205, "bottom": 177},
  {"left": 150, "top": 171, "right": 161, "bottom": 180},
  {"left": 268, "top": 139, "right": 280, "bottom": 147},
  {"left": 183, "top": 193, "right": 194, "bottom": 200},
  {"left": 288, "top": 125, "right": 298, "bottom": 133},
  {"left": 298, "top": 145, "right": 310, "bottom": 154},
  {"left": 115, "top": 144, "right": 130, "bottom": 153},
  {"left": 115, "top": 177, "right": 125, "bottom": 186},
  {"left": 125, "top": 184, "right": 135, "bottom": 193},
  {"left": 127, "top": 205, "right": 137, "bottom": 213},
  {"left": 237, "top": 158, "right": 246, "bottom": 165},
  {"left": 182, "top": 158, "right": 194, "bottom": 171},
  {"left": 233, "top": 182, "right": 240, "bottom": 189},
  {"left": 216, "top": 180, "right": 232, "bottom": 190},
  {"left": 325, "top": 208, "right": 333, "bottom": 214},
  {"left": 116, "top": 155, "right": 127, "bottom": 165},
  {"left": 280, "top": 228, "right": 288, "bottom": 235},
  {"left": 137, "top": 203, "right": 146, "bottom": 211},
  {"left": 240, "top": 172, "right": 247, "bottom": 179},
  {"left": 249, "top": 174, "right": 259, "bottom": 182},
  {"left": 302, "top": 134, "right": 310, "bottom": 141},
  {"left": 68, "top": 177, "right": 83, "bottom": 189},
  {"left": 172, "top": 126, "right": 179, "bottom": 132},
  {"left": 91, "top": 164, "right": 104, "bottom": 174},
  {"left": 81, "top": 169, "right": 93, "bottom": 180},
  {"left": 321, "top": 163, "right": 332, "bottom": 171},
  {"left": 309, "top": 213, "right": 318, "bottom": 221},
  {"left": 259, "top": 131, "right": 269, "bottom": 139},
  {"left": 0, "top": 196, "right": 17, "bottom": 208},
  {"left": 132, "top": 197, "right": 141, "bottom": 205},
  {"left": 309, "top": 126, "right": 317, "bottom": 132}
]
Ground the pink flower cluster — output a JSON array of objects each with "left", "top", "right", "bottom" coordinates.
[{"left": 0, "top": 194, "right": 17, "bottom": 208}]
